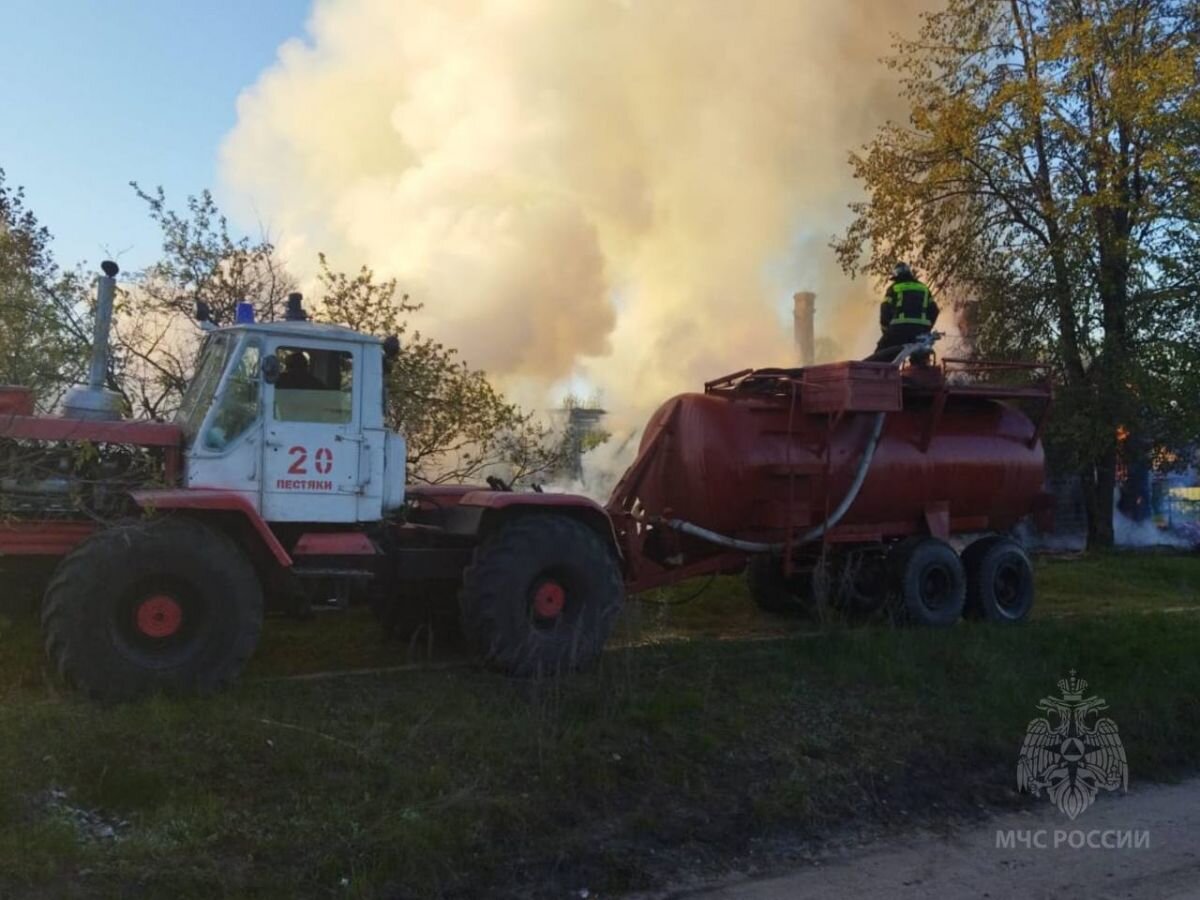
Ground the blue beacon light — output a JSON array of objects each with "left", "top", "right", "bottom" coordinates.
[{"left": 235, "top": 301, "right": 255, "bottom": 324}]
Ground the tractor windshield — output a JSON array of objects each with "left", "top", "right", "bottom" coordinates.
[{"left": 176, "top": 333, "right": 235, "bottom": 445}]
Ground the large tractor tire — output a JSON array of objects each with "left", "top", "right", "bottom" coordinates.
[
  {"left": 41, "top": 518, "right": 263, "bottom": 700},
  {"left": 889, "top": 536, "right": 966, "bottom": 627},
  {"left": 963, "top": 536, "right": 1034, "bottom": 623},
  {"left": 745, "top": 556, "right": 814, "bottom": 615},
  {"left": 459, "top": 514, "right": 623, "bottom": 677}
]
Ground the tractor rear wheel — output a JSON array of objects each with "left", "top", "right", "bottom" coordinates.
[
  {"left": 459, "top": 514, "right": 623, "bottom": 677},
  {"left": 964, "top": 537, "right": 1034, "bottom": 623},
  {"left": 745, "top": 556, "right": 813, "bottom": 615},
  {"left": 889, "top": 537, "right": 965, "bottom": 627},
  {"left": 41, "top": 518, "right": 263, "bottom": 700}
]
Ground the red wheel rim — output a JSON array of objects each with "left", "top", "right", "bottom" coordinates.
[
  {"left": 135, "top": 594, "right": 183, "bottom": 638},
  {"left": 532, "top": 581, "right": 566, "bottom": 619}
]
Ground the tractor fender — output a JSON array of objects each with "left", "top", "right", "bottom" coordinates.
[
  {"left": 458, "top": 491, "right": 622, "bottom": 559},
  {"left": 129, "top": 489, "right": 292, "bottom": 567}
]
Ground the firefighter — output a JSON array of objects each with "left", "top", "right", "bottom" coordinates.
[{"left": 869, "top": 263, "right": 939, "bottom": 363}]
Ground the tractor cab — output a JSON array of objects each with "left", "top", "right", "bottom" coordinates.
[
  {"left": 177, "top": 302, "right": 406, "bottom": 525},
  {"left": 2, "top": 265, "right": 623, "bottom": 701}
]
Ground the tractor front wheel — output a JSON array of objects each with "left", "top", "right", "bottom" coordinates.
[
  {"left": 41, "top": 518, "right": 263, "bottom": 700},
  {"left": 459, "top": 514, "right": 624, "bottom": 676}
]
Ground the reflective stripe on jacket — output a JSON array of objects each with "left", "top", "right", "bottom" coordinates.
[{"left": 884, "top": 280, "right": 934, "bottom": 326}]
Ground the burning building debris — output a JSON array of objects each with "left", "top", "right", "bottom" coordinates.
[{"left": 557, "top": 404, "right": 607, "bottom": 484}]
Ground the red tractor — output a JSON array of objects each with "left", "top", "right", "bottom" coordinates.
[{"left": 1, "top": 264, "right": 1052, "bottom": 699}]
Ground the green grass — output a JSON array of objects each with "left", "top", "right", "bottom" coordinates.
[
  {"left": 1034, "top": 550, "right": 1200, "bottom": 615},
  {"left": 1, "top": 550, "right": 1200, "bottom": 898}
]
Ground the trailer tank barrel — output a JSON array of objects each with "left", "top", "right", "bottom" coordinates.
[{"left": 610, "top": 364, "right": 1048, "bottom": 547}]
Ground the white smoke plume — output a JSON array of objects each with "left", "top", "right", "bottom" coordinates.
[
  {"left": 544, "top": 421, "right": 643, "bottom": 501},
  {"left": 1111, "top": 487, "right": 1191, "bottom": 549},
  {"left": 221, "top": 0, "right": 930, "bottom": 417}
]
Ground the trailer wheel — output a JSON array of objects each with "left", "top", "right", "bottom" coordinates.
[
  {"left": 890, "top": 537, "right": 965, "bottom": 627},
  {"left": 41, "top": 518, "right": 263, "bottom": 700},
  {"left": 746, "top": 556, "right": 813, "bottom": 614},
  {"left": 964, "top": 537, "right": 1034, "bottom": 623},
  {"left": 960, "top": 536, "right": 1001, "bottom": 620},
  {"left": 459, "top": 514, "right": 623, "bottom": 677}
]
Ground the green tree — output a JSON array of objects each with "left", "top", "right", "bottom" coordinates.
[
  {"left": 114, "top": 185, "right": 298, "bottom": 419},
  {"left": 0, "top": 169, "right": 89, "bottom": 408},
  {"left": 116, "top": 188, "right": 566, "bottom": 483},
  {"left": 836, "top": 0, "right": 1200, "bottom": 545},
  {"left": 132, "top": 183, "right": 297, "bottom": 326},
  {"left": 316, "top": 254, "right": 568, "bottom": 484}
]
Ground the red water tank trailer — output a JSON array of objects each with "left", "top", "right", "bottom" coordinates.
[{"left": 606, "top": 357, "right": 1053, "bottom": 625}]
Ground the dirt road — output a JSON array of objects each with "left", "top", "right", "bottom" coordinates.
[{"left": 684, "top": 778, "right": 1200, "bottom": 900}]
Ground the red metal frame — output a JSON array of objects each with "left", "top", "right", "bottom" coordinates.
[
  {"left": 408, "top": 483, "right": 616, "bottom": 518},
  {"left": 622, "top": 550, "right": 746, "bottom": 594},
  {"left": 902, "top": 359, "right": 1055, "bottom": 456},
  {"left": 0, "top": 413, "right": 184, "bottom": 484},
  {"left": 405, "top": 484, "right": 478, "bottom": 499},
  {"left": 460, "top": 489, "right": 623, "bottom": 557},
  {"left": 292, "top": 532, "right": 376, "bottom": 556},
  {"left": 0, "top": 414, "right": 181, "bottom": 445},
  {"left": 0, "top": 520, "right": 98, "bottom": 556},
  {"left": 458, "top": 490, "right": 606, "bottom": 514},
  {"left": 129, "top": 489, "right": 292, "bottom": 566},
  {"left": 0, "top": 388, "right": 34, "bottom": 416}
]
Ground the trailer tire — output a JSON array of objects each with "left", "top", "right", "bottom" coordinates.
[
  {"left": 890, "top": 537, "right": 965, "bottom": 627},
  {"left": 960, "top": 536, "right": 1001, "bottom": 620},
  {"left": 964, "top": 537, "right": 1034, "bottom": 623},
  {"left": 746, "top": 556, "right": 813, "bottom": 615},
  {"left": 459, "top": 514, "right": 623, "bottom": 677},
  {"left": 41, "top": 518, "right": 263, "bottom": 700}
]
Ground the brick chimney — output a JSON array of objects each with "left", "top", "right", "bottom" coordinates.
[{"left": 793, "top": 291, "right": 815, "bottom": 367}]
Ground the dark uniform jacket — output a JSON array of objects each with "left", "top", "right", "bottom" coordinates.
[{"left": 880, "top": 279, "right": 939, "bottom": 331}]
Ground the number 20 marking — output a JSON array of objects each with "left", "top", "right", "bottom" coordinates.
[{"left": 287, "top": 445, "right": 334, "bottom": 475}]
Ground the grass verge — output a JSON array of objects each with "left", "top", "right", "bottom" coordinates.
[{"left": 1, "top": 550, "right": 1198, "bottom": 898}]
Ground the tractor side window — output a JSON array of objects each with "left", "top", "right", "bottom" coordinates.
[
  {"left": 273, "top": 347, "right": 353, "bottom": 424},
  {"left": 202, "top": 343, "right": 261, "bottom": 451}
]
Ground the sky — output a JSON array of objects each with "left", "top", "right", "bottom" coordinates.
[
  {"left": 0, "top": 0, "right": 310, "bottom": 273},
  {"left": 1, "top": 0, "right": 933, "bottom": 419}
]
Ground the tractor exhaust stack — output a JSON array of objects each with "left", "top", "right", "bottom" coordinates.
[{"left": 62, "top": 261, "right": 123, "bottom": 420}]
